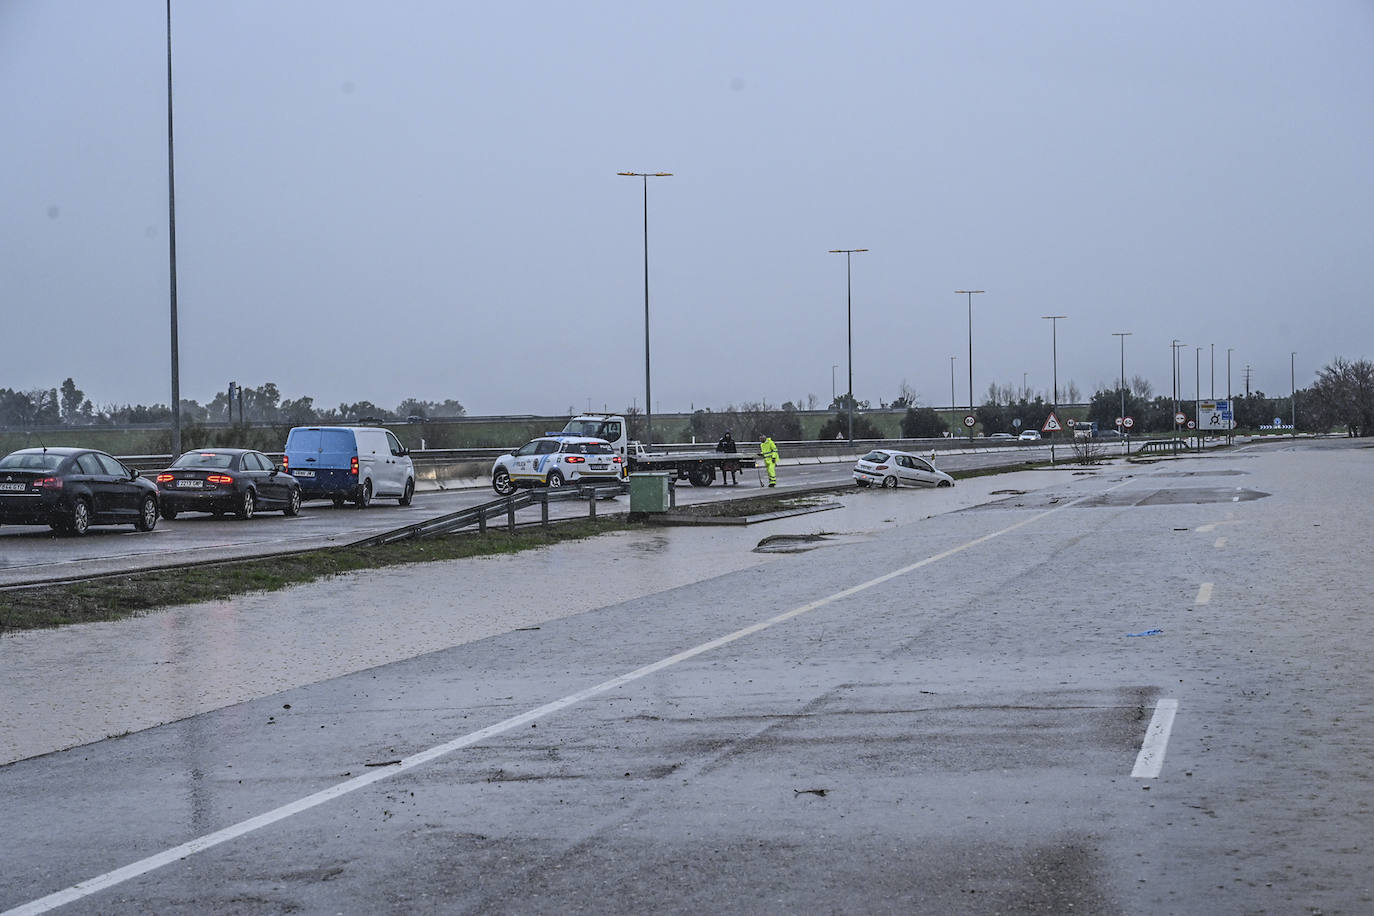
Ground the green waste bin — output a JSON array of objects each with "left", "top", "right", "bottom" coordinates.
[{"left": 629, "top": 472, "right": 671, "bottom": 513}]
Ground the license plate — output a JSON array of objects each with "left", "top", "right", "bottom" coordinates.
[
  {"left": 589, "top": 464, "right": 607, "bottom": 471},
  {"left": 0, "top": 482, "right": 27, "bottom": 491},
  {"left": 294, "top": 470, "right": 315, "bottom": 477},
  {"left": 176, "top": 479, "right": 204, "bottom": 488}
]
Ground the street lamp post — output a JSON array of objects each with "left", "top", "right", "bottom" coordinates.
[
  {"left": 1227, "top": 347, "right": 1234, "bottom": 443},
  {"left": 618, "top": 171, "right": 672, "bottom": 446},
  {"left": 1113, "top": 331, "right": 1132, "bottom": 453},
  {"left": 1171, "top": 340, "right": 1186, "bottom": 437},
  {"left": 1042, "top": 316, "right": 1066, "bottom": 463},
  {"left": 956, "top": 290, "right": 985, "bottom": 439},
  {"left": 1195, "top": 347, "right": 1202, "bottom": 451},
  {"left": 830, "top": 249, "right": 868, "bottom": 445},
  {"left": 1291, "top": 351, "right": 1297, "bottom": 439},
  {"left": 949, "top": 356, "right": 957, "bottom": 430},
  {"left": 166, "top": 0, "right": 182, "bottom": 457},
  {"left": 831, "top": 365, "right": 838, "bottom": 404}
]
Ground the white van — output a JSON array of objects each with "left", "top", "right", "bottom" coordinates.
[{"left": 283, "top": 426, "right": 415, "bottom": 508}]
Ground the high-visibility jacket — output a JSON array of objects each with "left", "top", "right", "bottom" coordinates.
[{"left": 760, "top": 437, "right": 779, "bottom": 462}]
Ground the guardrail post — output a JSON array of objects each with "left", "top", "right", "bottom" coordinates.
[
  {"left": 541, "top": 492, "right": 550, "bottom": 526},
  {"left": 587, "top": 489, "right": 597, "bottom": 519},
  {"left": 507, "top": 497, "right": 517, "bottom": 532},
  {"left": 477, "top": 508, "right": 487, "bottom": 533}
]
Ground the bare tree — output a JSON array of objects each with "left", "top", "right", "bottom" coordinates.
[{"left": 1130, "top": 375, "right": 1154, "bottom": 399}]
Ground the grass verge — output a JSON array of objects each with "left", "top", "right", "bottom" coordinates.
[{"left": 0, "top": 518, "right": 622, "bottom": 633}]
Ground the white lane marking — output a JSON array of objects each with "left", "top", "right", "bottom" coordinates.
[
  {"left": 1195, "top": 582, "right": 1213, "bottom": 605},
  {"left": 1214, "top": 537, "right": 1227, "bottom": 548},
  {"left": 1132, "top": 698, "right": 1180, "bottom": 778},
  {"left": 5, "top": 479, "right": 1133, "bottom": 916}
]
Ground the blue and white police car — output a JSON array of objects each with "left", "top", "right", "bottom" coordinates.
[{"left": 491, "top": 437, "right": 623, "bottom": 495}]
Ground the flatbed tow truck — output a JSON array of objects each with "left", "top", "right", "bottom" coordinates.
[{"left": 557, "top": 415, "right": 755, "bottom": 486}]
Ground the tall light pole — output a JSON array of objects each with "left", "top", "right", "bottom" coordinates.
[
  {"left": 956, "top": 290, "right": 985, "bottom": 438},
  {"left": 1210, "top": 343, "right": 1215, "bottom": 400},
  {"left": 618, "top": 171, "right": 672, "bottom": 446},
  {"left": 166, "top": 0, "right": 181, "bottom": 457},
  {"left": 1043, "top": 315, "right": 1066, "bottom": 463},
  {"left": 1171, "top": 340, "right": 1186, "bottom": 437},
  {"left": 1291, "top": 351, "right": 1297, "bottom": 439},
  {"left": 1227, "top": 347, "right": 1234, "bottom": 443},
  {"left": 831, "top": 365, "right": 838, "bottom": 403},
  {"left": 831, "top": 249, "right": 868, "bottom": 445},
  {"left": 1195, "top": 346, "right": 1202, "bottom": 450},
  {"left": 1113, "top": 332, "right": 1132, "bottom": 451}
]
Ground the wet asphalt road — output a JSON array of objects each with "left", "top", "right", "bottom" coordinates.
[
  {"left": 3, "top": 439, "right": 1369, "bottom": 914},
  {"left": 0, "top": 445, "right": 1064, "bottom": 586}
]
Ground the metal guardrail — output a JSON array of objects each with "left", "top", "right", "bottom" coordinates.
[
  {"left": 1132, "top": 438, "right": 1191, "bottom": 458},
  {"left": 351, "top": 481, "right": 630, "bottom": 547}
]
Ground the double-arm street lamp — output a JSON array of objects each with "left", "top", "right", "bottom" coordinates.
[
  {"left": 618, "top": 171, "right": 672, "bottom": 446},
  {"left": 956, "top": 290, "right": 985, "bottom": 438},
  {"left": 166, "top": 0, "right": 182, "bottom": 456},
  {"left": 830, "top": 249, "right": 868, "bottom": 445}
]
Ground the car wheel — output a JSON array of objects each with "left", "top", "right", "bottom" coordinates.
[
  {"left": 135, "top": 495, "right": 159, "bottom": 531},
  {"left": 161, "top": 507, "right": 179, "bottom": 520},
  {"left": 882, "top": 476, "right": 898, "bottom": 489},
  {"left": 399, "top": 478, "right": 414, "bottom": 506},
  {"left": 67, "top": 499, "right": 91, "bottom": 536},
  {"left": 284, "top": 488, "right": 302, "bottom": 516},
  {"left": 236, "top": 489, "right": 256, "bottom": 520},
  {"left": 492, "top": 468, "right": 516, "bottom": 496},
  {"left": 938, "top": 479, "right": 953, "bottom": 488},
  {"left": 545, "top": 470, "right": 564, "bottom": 489},
  {"left": 355, "top": 479, "right": 372, "bottom": 508},
  {"left": 855, "top": 479, "right": 870, "bottom": 488},
  {"left": 331, "top": 494, "right": 346, "bottom": 508}
]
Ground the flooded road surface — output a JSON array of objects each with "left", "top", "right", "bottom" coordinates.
[{"left": 0, "top": 467, "right": 1090, "bottom": 765}]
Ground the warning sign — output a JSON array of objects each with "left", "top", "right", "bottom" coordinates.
[{"left": 1042, "top": 412, "right": 1062, "bottom": 433}]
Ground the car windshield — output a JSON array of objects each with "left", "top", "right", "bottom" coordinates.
[
  {"left": 172, "top": 452, "right": 235, "bottom": 469},
  {"left": 0, "top": 452, "right": 63, "bottom": 470},
  {"left": 561, "top": 420, "right": 603, "bottom": 437},
  {"left": 861, "top": 451, "right": 889, "bottom": 463}
]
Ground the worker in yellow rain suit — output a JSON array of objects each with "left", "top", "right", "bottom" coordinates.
[{"left": 759, "top": 433, "right": 779, "bottom": 487}]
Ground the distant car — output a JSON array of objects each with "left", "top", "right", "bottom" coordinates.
[
  {"left": 853, "top": 449, "right": 954, "bottom": 489},
  {"left": 989, "top": 433, "right": 1015, "bottom": 441},
  {"left": 492, "top": 437, "right": 623, "bottom": 495},
  {"left": 1018, "top": 430, "right": 1042, "bottom": 441},
  {"left": 155, "top": 448, "right": 302, "bottom": 520},
  {"left": 1097, "top": 429, "right": 1122, "bottom": 440},
  {"left": 0, "top": 447, "right": 159, "bottom": 535}
]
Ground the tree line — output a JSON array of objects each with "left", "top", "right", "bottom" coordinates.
[{"left": 0, "top": 380, "right": 465, "bottom": 429}]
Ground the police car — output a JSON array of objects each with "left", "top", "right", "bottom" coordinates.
[{"left": 492, "top": 437, "right": 623, "bottom": 495}]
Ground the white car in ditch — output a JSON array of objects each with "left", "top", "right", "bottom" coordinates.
[
  {"left": 853, "top": 449, "right": 954, "bottom": 489},
  {"left": 492, "top": 437, "right": 623, "bottom": 495}
]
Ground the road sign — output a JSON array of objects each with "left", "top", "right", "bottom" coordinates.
[
  {"left": 1186, "top": 420, "right": 1196, "bottom": 429},
  {"left": 1123, "top": 416, "right": 1135, "bottom": 429},
  {"left": 1175, "top": 412, "right": 1186, "bottom": 425},
  {"left": 1013, "top": 418, "right": 1022, "bottom": 428},
  {"left": 1066, "top": 417, "right": 1077, "bottom": 428},
  {"left": 1042, "top": 412, "right": 1062, "bottom": 433},
  {"left": 1115, "top": 417, "right": 1123, "bottom": 427},
  {"left": 963, "top": 415, "right": 976, "bottom": 428}
]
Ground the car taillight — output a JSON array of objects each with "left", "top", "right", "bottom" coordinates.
[
  {"left": 33, "top": 476, "right": 62, "bottom": 489},
  {"left": 612, "top": 456, "right": 622, "bottom": 463},
  {"left": 206, "top": 475, "right": 233, "bottom": 485},
  {"left": 281, "top": 455, "right": 289, "bottom": 473},
  {"left": 350, "top": 456, "right": 358, "bottom": 476},
  {"left": 565, "top": 455, "right": 586, "bottom": 463},
  {"left": 156, "top": 473, "right": 175, "bottom": 483}
]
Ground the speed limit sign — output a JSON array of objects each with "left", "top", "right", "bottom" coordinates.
[
  {"left": 963, "top": 415, "right": 976, "bottom": 428},
  {"left": 1175, "top": 412, "right": 1187, "bottom": 425},
  {"left": 1123, "top": 416, "right": 1135, "bottom": 429}
]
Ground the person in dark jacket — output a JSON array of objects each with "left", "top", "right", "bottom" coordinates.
[{"left": 716, "top": 430, "right": 739, "bottom": 485}]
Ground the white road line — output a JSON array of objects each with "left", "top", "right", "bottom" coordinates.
[
  {"left": 4, "top": 479, "right": 1133, "bottom": 916},
  {"left": 1195, "top": 582, "right": 1214, "bottom": 605},
  {"left": 1214, "top": 536, "right": 1227, "bottom": 548},
  {"left": 1132, "top": 698, "right": 1180, "bottom": 778}
]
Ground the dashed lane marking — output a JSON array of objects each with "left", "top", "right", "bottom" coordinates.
[{"left": 1132, "top": 698, "right": 1180, "bottom": 778}]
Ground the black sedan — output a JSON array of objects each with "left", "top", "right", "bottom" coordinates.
[
  {"left": 155, "top": 448, "right": 302, "bottom": 520},
  {"left": 0, "top": 447, "right": 159, "bottom": 535}
]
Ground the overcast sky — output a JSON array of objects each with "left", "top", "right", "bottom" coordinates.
[{"left": 2, "top": 1, "right": 1371, "bottom": 417}]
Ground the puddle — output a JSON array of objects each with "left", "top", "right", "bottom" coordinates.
[
  {"left": 753, "top": 532, "right": 871, "bottom": 554},
  {"left": 1151, "top": 469, "right": 1247, "bottom": 478}
]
